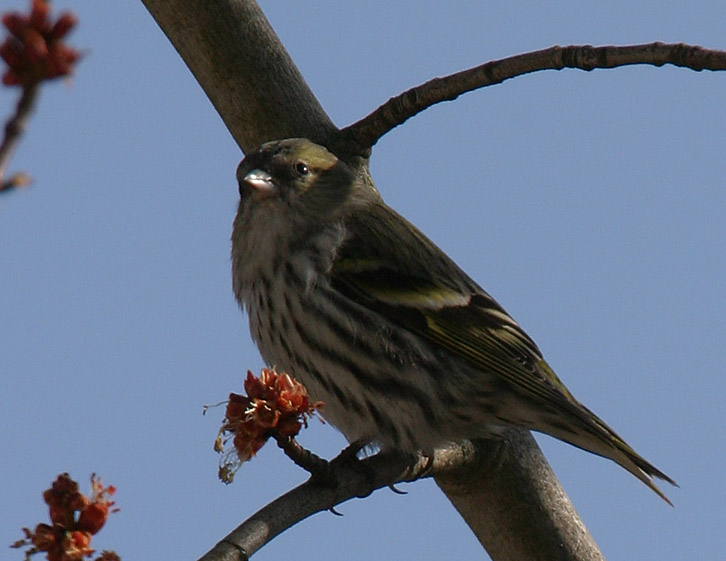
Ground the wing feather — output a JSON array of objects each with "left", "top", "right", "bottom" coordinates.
[
  {"left": 331, "top": 204, "right": 570, "bottom": 406},
  {"left": 329, "top": 203, "right": 675, "bottom": 500}
]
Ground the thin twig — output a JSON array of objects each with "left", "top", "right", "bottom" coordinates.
[
  {"left": 273, "top": 434, "right": 330, "bottom": 474},
  {"left": 342, "top": 42, "right": 726, "bottom": 150},
  {"left": 0, "top": 84, "right": 40, "bottom": 194}
]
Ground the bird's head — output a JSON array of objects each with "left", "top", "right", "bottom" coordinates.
[
  {"left": 236, "top": 138, "right": 363, "bottom": 220},
  {"left": 232, "top": 139, "right": 369, "bottom": 300}
]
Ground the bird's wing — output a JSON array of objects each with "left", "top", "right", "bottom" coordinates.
[
  {"left": 331, "top": 203, "right": 578, "bottom": 406},
  {"left": 330, "top": 203, "right": 676, "bottom": 500}
]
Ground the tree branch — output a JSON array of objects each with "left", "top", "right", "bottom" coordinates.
[
  {"left": 0, "top": 84, "right": 38, "bottom": 195},
  {"left": 342, "top": 42, "right": 726, "bottom": 150},
  {"left": 198, "top": 447, "right": 428, "bottom": 561},
  {"left": 199, "top": 433, "right": 603, "bottom": 561},
  {"left": 140, "top": 0, "right": 337, "bottom": 155},
  {"left": 436, "top": 432, "right": 603, "bottom": 561}
]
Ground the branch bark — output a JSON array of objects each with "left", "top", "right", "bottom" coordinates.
[
  {"left": 342, "top": 42, "right": 726, "bottom": 150},
  {"left": 436, "top": 432, "right": 603, "bottom": 561},
  {"left": 198, "top": 434, "right": 603, "bottom": 561},
  {"left": 139, "top": 1, "right": 712, "bottom": 559},
  {"left": 198, "top": 448, "right": 428, "bottom": 561},
  {"left": 141, "top": 0, "right": 337, "bottom": 155}
]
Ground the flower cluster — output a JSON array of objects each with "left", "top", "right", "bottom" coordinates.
[
  {"left": 12, "top": 473, "right": 119, "bottom": 561},
  {"left": 1, "top": 0, "right": 80, "bottom": 86},
  {"left": 216, "top": 368, "right": 323, "bottom": 482}
]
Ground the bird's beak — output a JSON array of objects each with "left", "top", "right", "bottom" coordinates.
[{"left": 243, "top": 169, "right": 277, "bottom": 199}]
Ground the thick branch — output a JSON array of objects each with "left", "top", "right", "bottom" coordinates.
[
  {"left": 140, "top": 0, "right": 337, "bottom": 155},
  {"left": 436, "top": 432, "right": 603, "bottom": 561},
  {"left": 343, "top": 42, "right": 726, "bottom": 150}
]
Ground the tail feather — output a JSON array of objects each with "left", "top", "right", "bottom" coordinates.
[
  {"left": 537, "top": 402, "right": 677, "bottom": 505},
  {"left": 600, "top": 428, "right": 677, "bottom": 506}
]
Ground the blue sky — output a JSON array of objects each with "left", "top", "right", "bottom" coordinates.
[{"left": 1, "top": 1, "right": 724, "bottom": 559}]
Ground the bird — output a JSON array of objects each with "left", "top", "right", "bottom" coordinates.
[{"left": 231, "top": 137, "right": 675, "bottom": 503}]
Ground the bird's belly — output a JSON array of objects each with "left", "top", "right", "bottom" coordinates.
[{"left": 245, "top": 275, "right": 505, "bottom": 452}]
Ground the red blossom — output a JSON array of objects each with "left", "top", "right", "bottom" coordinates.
[
  {"left": 1, "top": 0, "right": 80, "bottom": 86},
  {"left": 216, "top": 368, "right": 323, "bottom": 482},
  {"left": 76, "top": 503, "right": 109, "bottom": 536},
  {"left": 76, "top": 474, "right": 117, "bottom": 535},
  {"left": 12, "top": 473, "right": 119, "bottom": 561}
]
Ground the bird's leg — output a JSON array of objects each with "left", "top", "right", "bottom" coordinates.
[
  {"left": 304, "top": 438, "right": 373, "bottom": 489},
  {"left": 334, "top": 438, "right": 371, "bottom": 463},
  {"left": 329, "top": 441, "right": 423, "bottom": 497}
]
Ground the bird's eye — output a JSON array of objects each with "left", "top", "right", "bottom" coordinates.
[{"left": 295, "top": 162, "right": 309, "bottom": 176}]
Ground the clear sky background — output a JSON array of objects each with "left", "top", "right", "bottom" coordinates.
[{"left": 2, "top": 1, "right": 724, "bottom": 560}]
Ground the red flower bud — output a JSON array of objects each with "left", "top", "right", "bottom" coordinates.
[
  {"left": 0, "top": 0, "right": 80, "bottom": 86},
  {"left": 77, "top": 503, "right": 109, "bottom": 534}
]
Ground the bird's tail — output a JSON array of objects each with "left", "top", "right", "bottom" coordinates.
[
  {"left": 539, "top": 400, "right": 677, "bottom": 505},
  {"left": 523, "top": 359, "right": 677, "bottom": 504}
]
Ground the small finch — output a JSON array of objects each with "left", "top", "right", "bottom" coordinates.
[{"left": 231, "top": 138, "right": 675, "bottom": 503}]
